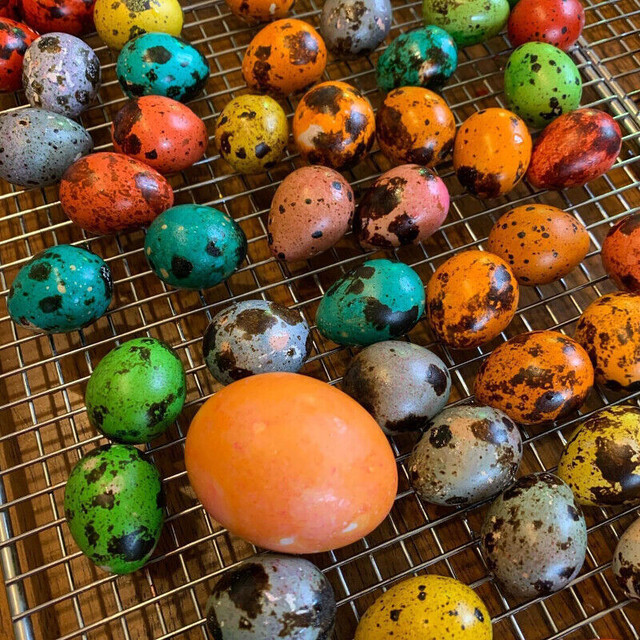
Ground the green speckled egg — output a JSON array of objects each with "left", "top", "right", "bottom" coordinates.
[
  {"left": 504, "top": 42, "right": 582, "bottom": 128},
  {"left": 86, "top": 337, "right": 186, "bottom": 444},
  {"left": 316, "top": 259, "right": 425, "bottom": 346},
  {"left": 64, "top": 444, "right": 164, "bottom": 574}
]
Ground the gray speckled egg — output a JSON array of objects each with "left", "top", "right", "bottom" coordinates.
[
  {"left": 0, "top": 107, "right": 93, "bottom": 187},
  {"left": 409, "top": 404, "right": 522, "bottom": 506},
  {"left": 342, "top": 340, "right": 450, "bottom": 435},
  {"left": 203, "top": 300, "right": 311, "bottom": 385},
  {"left": 481, "top": 472, "right": 587, "bottom": 599},
  {"left": 613, "top": 517, "right": 640, "bottom": 599},
  {"left": 206, "top": 555, "right": 336, "bottom": 640},
  {"left": 23, "top": 33, "right": 101, "bottom": 118}
]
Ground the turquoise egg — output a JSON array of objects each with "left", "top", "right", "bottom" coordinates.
[
  {"left": 7, "top": 245, "right": 113, "bottom": 333},
  {"left": 116, "top": 32, "right": 210, "bottom": 103},
  {"left": 316, "top": 259, "right": 425, "bottom": 346},
  {"left": 144, "top": 204, "right": 247, "bottom": 290}
]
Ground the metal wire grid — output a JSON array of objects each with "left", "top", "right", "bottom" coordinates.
[{"left": 0, "top": 0, "right": 638, "bottom": 638}]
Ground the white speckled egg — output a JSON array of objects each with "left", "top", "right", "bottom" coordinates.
[{"left": 613, "top": 517, "right": 640, "bottom": 599}]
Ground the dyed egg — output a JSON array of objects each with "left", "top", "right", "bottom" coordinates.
[
  {"left": 475, "top": 330, "right": 594, "bottom": 424},
  {"left": 85, "top": 337, "right": 186, "bottom": 443},
  {"left": 453, "top": 108, "right": 532, "bottom": 199},
  {"left": 426, "top": 250, "right": 519, "bottom": 349},
  {"left": 481, "top": 472, "right": 587, "bottom": 598},
  {"left": 0, "top": 0, "right": 19, "bottom": 19},
  {"left": 557, "top": 405, "right": 640, "bottom": 507},
  {"left": 7, "top": 245, "right": 112, "bottom": 333},
  {"left": 316, "top": 259, "right": 426, "bottom": 346},
  {"left": 602, "top": 213, "right": 640, "bottom": 293},
  {"left": 145, "top": 204, "right": 246, "bottom": 290},
  {"left": 574, "top": 292, "right": 640, "bottom": 391},
  {"left": 487, "top": 204, "right": 590, "bottom": 285},
  {"left": 355, "top": 575, "right": 492, "bottom": 640},
  {"left": 185, "top": 372, "right": 398, "bottom": 553},
  {"left": 0, "top": 107, "right": 92, "bottom": 187},
  {"left": 93, "top": 0, "right": 183, "bottom": 50},
  {"left": 59, "top": 152, "right": 174, "bottom": 235},
  {"left": 376, "top": 86, "right": 456, "bottom": 167},
  {"left": 320, "top": 0, "right": 391, "bottom": 58},
  {"left": 527, "top": 108, "right": 622, "bottom": 189},
  {"left": 206, "top": 555, "right": 336, "bottom": 639},
  {"left": 423, "top": 0, "right": 509, "bottom": 47},
  {"left": 63, "top": 444, "right": 164, "bottom": 574},
  {"left": 354, "top": 164, "right": 450, "bottom": 250},
  {"left": 267, "top": 166, "right": 354, "bottom": 262},
  {"left": 215, "top": 94, "right": 288, "bottom": 174},
  {"left": 242, "top": 19, "right": 327, "bottom": 96},
  {"left": 508, "top": 0, "right": 585, "bottom": 51},
  {"left": 111, "top": 96, "right": 208, "bottom": 174},
  {"left": 224, "top": 0, "right": 294, "bottom": 22},
  {"left": 293, "top": 81, "right": 375, "bottom": 170},
  {"left": 116, "top": 32, "right": 209, "bottom": 103},
  {"left": 0, "top": 18, "right": 38, "bottom": 92},
  {"left": 613, "top": 517, "right": 640, "bottom": 599},
  {"left": 20, "top": 0, "right": 95, "bottom": 35},
  {"left": 376, "top": 26, "right": 457, "bottom": 92},
  {"left": 409, "top": 404, "right": 522, "bottom": 506},
  {"left": 203, "top": 299, "right": 311, "bottom": 384},
  {"left": 342, "top": 341, "right": 451, "bottom": 435}
]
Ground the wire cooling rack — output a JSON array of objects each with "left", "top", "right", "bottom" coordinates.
[{"left": 0, "top": 0, "right": 639, "bottom": 638}]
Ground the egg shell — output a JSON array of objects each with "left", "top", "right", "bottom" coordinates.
[
  {"left": 185, "top": 372, "right": 398, "bottom": 553},
  {"left": 487, "top": 204, "right": 590, "bottom": 285},
  {"left": 355, "top": 575, "right": 492, "bottom": 640},
  {"left": 316, "top": 259, "right": 426, "bottom": 346},
  {"left": 20, "top": 0, "right": 95, "bottom": 35},
  {"left": 376, "top": 25, "right": 457, "bottom": 92},
  {"left": 453, "top": 108, "right": 532, "bottom": 199},
  {"left": 111, "top": 95, "right": 208, "bottom": 174},
  {"left": 0, "top": 0, "right": 19, "bottom": 19},
  {"left": 85, "top": 337, "right": 186, "bottom": 443},
  {"left": 427, "top": 250, "right": 519, "bottom": 349},
  {"left": 613, "top": 517, "right": 640, "bottom": 599},
  {"left": 602, "top": 213, "right": 640, "bottom": 293},
  {"left": 144, "top": 204, "right": 247, "bottom": 290},
  {"left": 573, "top": 292, "right": 640, "bottom": 391},
  {"left": 203, "top": 299, "right": 311, "bottom": 384},
  {"left": 0, "top": 107, "right": 92, "bottom": 187},
  {"left": 116, "top": 32, "right": 209, "bottom": 103},
  {"left": 293, "top": 80, "right": 375, "bottom": 170},
  {"left": 474, "top": 330, "right": 594, "bottom": 424},
  {"left": 224, "top": 0, "right": 294, "bottom": 22},
  {"left": 342, "top": 340, "right": 451, "bottom": 435},
  {"left": 481, "top": 472, "right": 587, "bottom": 599},
  {"left": 242, "top": 19, "right": 327, "bottom": 96},
  {"left": 59, "top": 152, "right": 174, "bottom": 235},
  {"left": 7, "top": 245, "right": 112, "bottom": 333},
  {"left": 206, "top": 555, "right": 336, "bottom": 639},
  {"left": 354, "top": 164, "right": 449, "bottom": 250},
  {"left": 268, "top": 166, "right": 354, "bottom": 262},
  {"left": 215, "top": 94, "right": 288, "bottom": 174},
  {"left": 0, "top": 18, "right": 38, "bottom": 92},
  {"left": 63, "top": 444, "right": 164, "bottom": 574}
]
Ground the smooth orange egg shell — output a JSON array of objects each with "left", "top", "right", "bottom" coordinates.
[{"left": 185, "top": 372, "right": 398, "bottom": 554}]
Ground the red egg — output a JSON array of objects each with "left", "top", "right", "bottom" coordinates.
[
  {"left": 20, "top": 0, "right": 95, "bottom": 34},
  {"left": 0, "top": 18, "right": 38, "bottom": 92},
  {"left": 0, "top": 0, "right": 19, "bottom": 19}
]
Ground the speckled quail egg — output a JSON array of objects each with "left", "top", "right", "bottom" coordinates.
[{"left": 613, "top": 517, "right": 640, "bottom": 600}]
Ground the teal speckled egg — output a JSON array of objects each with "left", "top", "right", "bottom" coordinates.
[
  {"left": 144, "top": 204, "right": 247, "bottom": 290},
  {"left": 316, "top": 259, "right": 426, "bottom": 346},
  {"left": 7, "top": 245, "right": 112, "bottom": 333},
  {"left": 64, "top": 444, "right": 164, "bottom": 574},
  {"left": 504, "top": 42, "right": 582, "bottom": 128}
]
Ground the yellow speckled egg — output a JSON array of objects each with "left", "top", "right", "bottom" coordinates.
[
  {"left": 94, "top": 0, "right": 184, "bottom": 50},
  {"left": 355, "top": 575, "right": 492, "bottom": 640}
]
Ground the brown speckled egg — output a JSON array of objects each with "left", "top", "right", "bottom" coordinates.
[
  {"left": 225, "top": 0, "right": 294, "bottom": 23},
  {"left": 574, "top": 292, "right": 640, "bottom": 391},
  {"left": 487, "top": 204, "right": 590, "bottom": 285},
  {"left": 268, "top": 166, "right": 354, "bottom": 262},
  {"left": 613, "top": 516, "right": 640, "bottom": 600},
  {"left": 427, "top": 250, "right": 519, "bottom": 349},
  {"left": 475, "top": 330, "right": 594, "bottom": 425},
  {"left": 601, "top": 213, "right": 640, "bottom": 293}
]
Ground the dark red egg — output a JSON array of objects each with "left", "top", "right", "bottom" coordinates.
[
  {"left": 0, "top": 17, "right": 38, "bottom": 92},
  {"left": 601, "top": 213, "right": 640, "bottom": 293},
  {"left": 20, "top": 0, "right": 95, "bottom": 35},
  {"left": 0, "top": 0, "right": 19, "bottom": 19}
]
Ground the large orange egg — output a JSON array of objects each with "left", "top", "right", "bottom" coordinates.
[{"left": 185, "top": 372, "right": 398, "bottom": 554}]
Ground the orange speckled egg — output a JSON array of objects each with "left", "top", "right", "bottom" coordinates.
[
  {"left": 487, "top": 204, "right": 590, "bottom": 285},
  {"left": 475, "top": 330, "right": 594, "bottom": 425},
  {"left": 427, "top": 250, "right": 519, "bottom": 349},
  {"left": 293, "top": 80, "right": 375, "bottom": 170},
  {"left": 225, "top": 0, "right": 294, "bottom": 23},
  {"left": 453, "top": 108, "right": 532, "bottom": 199},
  {"left": 376, "top": 86, "right": 456, "bottom": 167},
  {"left": 184, "top": 372, "right": 398, "bottom": 554},
  {"left": 601, "top": 213, "right": 640, "bottom": 293},
  {"left": 242, "top": 19, "right": 327, "bottom": 96}
]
